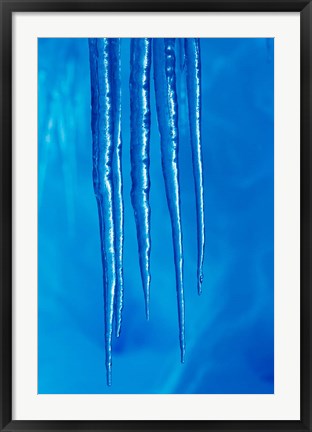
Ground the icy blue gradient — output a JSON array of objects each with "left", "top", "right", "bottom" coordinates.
[{"left": 38, "top": 38, "right": 274, "bottom": 394}]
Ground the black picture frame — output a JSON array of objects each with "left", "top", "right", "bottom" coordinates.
[{"left": 1, "top": 0, "right": 311, "bottom": 430}]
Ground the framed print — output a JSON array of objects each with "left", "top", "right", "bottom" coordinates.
[{"left": 1, "top": 0, "right": 311, "bottom": 431}]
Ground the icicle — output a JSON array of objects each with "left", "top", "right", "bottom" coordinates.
[
  {"left": 184, "top": 38, "right": 205, "bottom": 295},
  {"left": 130, "top": 38, "right": 152, "bottom": 319},
  {"left": 110, "top": 39, "right": 124, "bottom": 337},
  {"left": 153, "top": 38, "right": 185, "bottom": 362},
  {"left": 89, "top": 38, "right": 116, "bottom": 385}
]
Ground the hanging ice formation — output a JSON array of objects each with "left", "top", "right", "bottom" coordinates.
[
  {"left": 153, "top": 38, "right": 185, "bottom": 362},
  {"left": 130, "top": 38, "right": 152, "bottom": 319},
  {"left": 110, "top": 39, "right": 124, "bottom": 338},
  {"left": 88, "top": 37, "right": 205, "bottom": 384},
  {"left": 88, "top": 38, "right": 122, "bottom": 386},
  {"left": 184, "top": 39, "right": 205, "bottom": 295}
]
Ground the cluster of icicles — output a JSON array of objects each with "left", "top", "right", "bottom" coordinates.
[{"left": 88, "top": 38, "right": 205, "bottom": 385}]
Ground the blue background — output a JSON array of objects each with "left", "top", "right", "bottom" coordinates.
[{"left": 38, "top": 38, "right": 274, "bottom": 394}]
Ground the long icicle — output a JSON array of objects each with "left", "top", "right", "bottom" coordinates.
[
  {"left": 184, "top": 38, "right": 205, "bottom": 295},
  {"left": 89, "top": 38, "right": 116, "bottom": 385},
  {"left": 153, "top": 38, "right": 185, "bottom": 362},
  {"left": 130, "top": 38, "right": 152, "bottom": 319},
  {"left": 110, "top": 39, "right": 124, "bottom": 336}
]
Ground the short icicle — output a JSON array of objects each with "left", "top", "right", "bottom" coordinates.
[
  {"left": 184, "top": 38, "right": 205, "bottom": 295},
  {"left": 130, "top": 38, "right": 152, "bottom": 319},
  {"left": 89, "top": 38, "right": 116, "bottom": 385},
  {"left": 153, "top": 38, "right": 185, "bottom": 362},
  {"left": 110, "top": 39, "right": 124, "bottom": 337}
]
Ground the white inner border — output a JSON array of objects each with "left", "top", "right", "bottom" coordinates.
[{"left": 12, "top": 12, "right": 300, "bottom": 421}]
